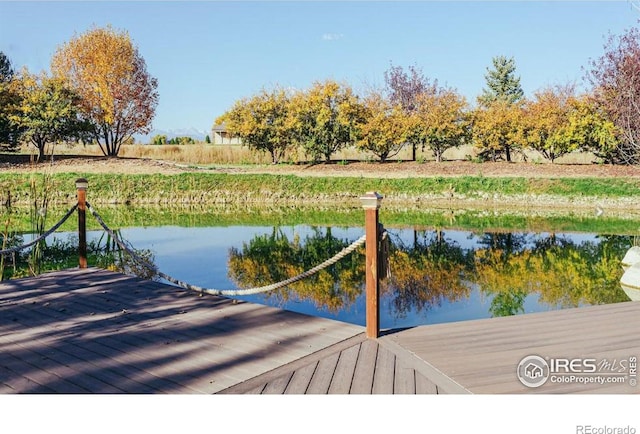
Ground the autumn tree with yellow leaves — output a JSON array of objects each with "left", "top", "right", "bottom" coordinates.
[
  {"left": 522, "top": 84, "right": 577, "bottom": 163},
  {"left": 408, "top": 86, "right": 470, "bottom": 162},
  {"left": 471, "top": 99, "right": 526, "bottom": 162},
  {"left": 566, "top": 94, "right": 620, "bottom": 164},
  {"left": 51, "top": 26, "right": 158, "bottom": 157},
  {"left": 215, "top": 86, "right": 295, "bottom": 164},
  {"left": 356, "top": 90, "right": 409, "bottom": 162},
  {"left": 10, "top": 69, "right": 87, "bottom": 161},
  {"left": 290, "top": 80, "right": 365, "bottom": 163}
]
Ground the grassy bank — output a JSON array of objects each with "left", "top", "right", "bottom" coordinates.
[
  {"left": 5, "top": 202, "right": 640, "bottom": 237},
  {"left": 1, "top": 172, "right": 639, "bottom": 209}
]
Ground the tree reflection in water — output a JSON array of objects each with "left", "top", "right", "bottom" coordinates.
[
  {"left": 474, "top": 232, "right": 629, "bottom": 312},
  {"left": 227, "top": 226, "right": 631, "bottom": 320},
  {"left": 382, "top": 229, "right": 472, "bottom": 318},
  {"left": 228, "top": 227, "right": 365, "bottom": 312},
  {"left": 4, "top": 224, "right": 629, "bottom": 322},
  {"left": 0, "top": 230, "right": 156, "bottom": 281}
]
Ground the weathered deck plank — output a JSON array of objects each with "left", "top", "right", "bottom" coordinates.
[
  {"left": 305, "top": 352, "right": 340, "bottom": 394},
  {"left": 372, "top": 344, "right": 395, "bottom": 394},
  {"left": 349, "top": 339, "right": 378, "bottom": 394},
  {"left": 261, "top": 371, "right": 294, "bottom": 394},
  {"left": 385, "top": 301, "right": 640, "bottom": 394},
  {"left": 327, "top": 343, "right": 360, "bottom": 394},
  {"left": 394, "top": 358, "right": 415, "bottom": 394},
  {"left": 2, "top": 267, "right": 639, "bottom": 394},
  {"left": 285, "top": 362, "right": 318, "bottom": 394},
  {"left": 415, "top": 372, "right": 439, "bottom": 394},
  {"left": 0, "top": 268, "right": 363, "bottom": 394}
]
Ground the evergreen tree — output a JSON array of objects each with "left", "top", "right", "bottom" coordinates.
[
  {"left": 478, "top": 55, "right": 524, "bottom": 106},
  {"left": 0, "top": 52, "right": 14, "bottom": 81}
]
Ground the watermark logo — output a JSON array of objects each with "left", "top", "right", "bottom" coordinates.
[
  {"left": 517, "top": 355, "right": 637, "bottom": 388},
  {"left": 517, "top": 355, "right": 550, "bottom": 387},
  {"left": 576, "top": 426, "right": 637, "bottom": 434}
]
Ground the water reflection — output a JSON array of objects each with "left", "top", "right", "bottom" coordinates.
[
  {"left": 228, "top": 227, "right": 365, "bottom": 311},
  {"left": 14, "top": 223, "right": 631, "bottom": 329},
  {"left": 222, "top": 226, "right": 631, "bottom": 326},
  {"left": 1, "top": 229, "right": 155, "bottom": 281}
]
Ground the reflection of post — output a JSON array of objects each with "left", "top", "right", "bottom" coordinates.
[
  {"left": 360, "top": 192, "right": 383, "bottom": 339},
  {"left": 76, "top": 178, "right": 88, "bottom": 269}
]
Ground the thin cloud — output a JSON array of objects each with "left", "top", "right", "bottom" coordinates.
[{"left": 322, "top": 33, "right": 344, "bottom": 41}]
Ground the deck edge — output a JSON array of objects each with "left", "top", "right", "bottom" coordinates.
[{"left": 379, "top": 331, "right": 472, "bottom": 394}]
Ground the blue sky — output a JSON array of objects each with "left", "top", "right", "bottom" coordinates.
[{"left": 1, "top": 1, "right": 640, "bottom": 136}]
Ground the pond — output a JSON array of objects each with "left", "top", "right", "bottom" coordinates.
[{"left": 6, "top": 205, "right": 637, "bottom": 330}]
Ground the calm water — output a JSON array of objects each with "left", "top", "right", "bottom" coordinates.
[{"left": 65, "top": 220, "right": 631, "bottom": 330}]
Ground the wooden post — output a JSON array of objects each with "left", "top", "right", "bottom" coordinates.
[
  {"left": 360, "top": 191, "right": 383, "bottom": 339},
  {"left": 76, "top": 178, "right": 88, "bottom": 269}
]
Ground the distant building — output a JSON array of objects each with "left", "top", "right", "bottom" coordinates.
[{"left": 211, "top": 123, "right": 242, "bottom": 145}]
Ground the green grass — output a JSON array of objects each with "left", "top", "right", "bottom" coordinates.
[
  {"left": 0, "top": 172, "right": 639, "bottom": 207},
  {"left": 4, "top": 203, "right": 640, "bottom": 236}
]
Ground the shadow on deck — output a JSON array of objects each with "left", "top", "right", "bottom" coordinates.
[{"left": 1, "top": 268, "right": 639, "bottom": 394}]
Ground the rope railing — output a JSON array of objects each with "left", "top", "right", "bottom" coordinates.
[
  {"left": 0, "top": 204, "right": 79, "bottom": 256},
  {"left": 77, "top": 180, "right": 384, "bottom": 338},
  {"left": 86, "top": 201, "right": 367, "bottom": 297}
]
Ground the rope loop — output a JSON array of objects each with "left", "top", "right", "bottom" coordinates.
[
  {"left": 86, "top": 202, "right": 367, "bottom": 296},
  {"left": 0, "top": 204, "right": 79, "bottom": 256}
]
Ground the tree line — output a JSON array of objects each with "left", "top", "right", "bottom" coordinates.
[
  {"left": 2, "top": 24, "right": 640, "bottom": 164},
  {"left": 215, "top": 28, "right": 640, "bottom": 165}
]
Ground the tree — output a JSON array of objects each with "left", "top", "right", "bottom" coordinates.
[
  {"left": 471, "top": 99, "right": 526, "bottom": 162},
  {"left": 290, "top": 80, "right": 364, "bottom": 163},
  {"left": 205, "top": 134, "right": 211, "bottom": 144},
  {"left": 150, "top": 134, "right": 167, "bottom": 145},
  {"left": 216, "top": 86, "right": 295, "bottom": 164},
  {"left": 568, "top": 94, "right": 620, "bottom": 163},
  {"left": 408, "top": 86, "right": 470, "bottom": 162},
  {"left": 168, "top": 136, "right": 195, "bottom": 145},
  {"left": 384, "top": 63, "right": 437, "bottom": 160},
  {"left": 478, "top": 55, "right": 524, "bottom": 106},
  {"left": 51, "top": 26, "right": 159, "bottom": 157},
  {"left": 0, "top": 52, "right": 13, "bottom": 81},
  {"left": 0, "top": 52, "right": 21, "bottom": 151},
  {"left": 10, "top": 70, "right": 87, "bottom": 161},
  {"left": 356, "top": 90, "right": 409, "bottom": 162},
  {"left": 523, "top": 84, "right": 578, "bottom": 163},
  {"left": 587, "top": 27, "right": 640, "bottom": 164}
]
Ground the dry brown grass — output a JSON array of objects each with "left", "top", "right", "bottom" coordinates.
[{"left": 41, "top": 142, "right": 597, "bottom": 166}]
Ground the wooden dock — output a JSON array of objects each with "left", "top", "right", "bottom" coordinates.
[{"left": 1, "top": 268, "right": 639, "bottom": 394}]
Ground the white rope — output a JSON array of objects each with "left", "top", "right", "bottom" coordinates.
[
  {"left": 86, "top": 202, "right": 366, "bottom": 296},
  {"left": 0, "top": 204, "right": 78, "bottom": 256}
]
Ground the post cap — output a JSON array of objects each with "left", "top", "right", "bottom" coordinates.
[
  {"left": 360, "top": 191, "right": 383, "bottom": 209},
  {"left": 75, "top": 178, "right": 89, "bottom": 190}
]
